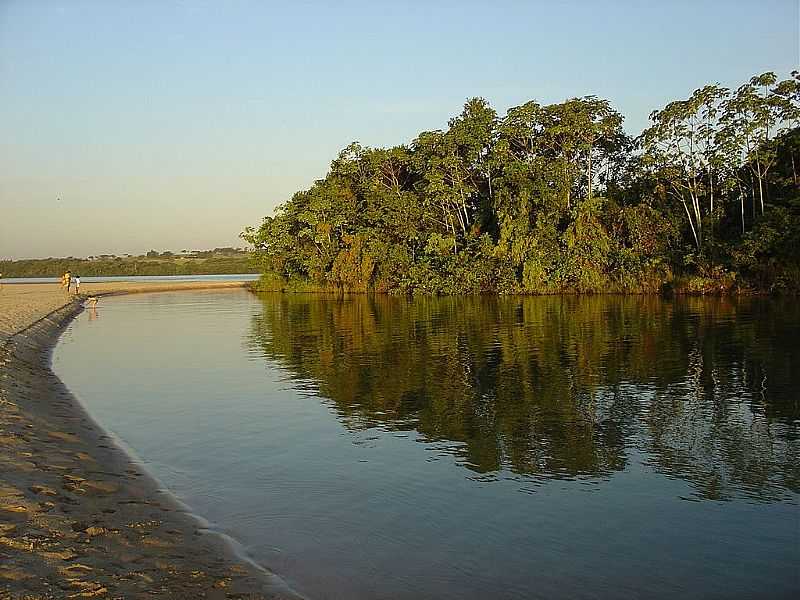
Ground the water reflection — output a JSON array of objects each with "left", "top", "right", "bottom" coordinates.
[{"left": 250, "top": 294, "right": 799, "bottom": 503}]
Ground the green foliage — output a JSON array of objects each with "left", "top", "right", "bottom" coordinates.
[
  {"left": 731, "top": 205, "right": 800, "bottom": 292},
  {"left": 245, "top": 72, "right": 800, "bottom": 295}
]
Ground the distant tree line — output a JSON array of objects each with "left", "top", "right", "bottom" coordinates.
[
  {"left": 143, "top": 247, "right": 247, "bottom": 259},
  {"left": 244, "top": 72, "right": 800, "bottom": 294},
  {"left": 0, "top": 248, "right": 256, "bottom": 277}
]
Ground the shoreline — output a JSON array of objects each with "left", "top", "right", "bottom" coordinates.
[
  {"left": 0, "top": 282, "right": 303, "bottom": 599},
  {"left": 247, "top": 284, "right": 781, "bottom": 298},
  {"left": 246, "top": 277, "right": 785, "bottom": 297}
]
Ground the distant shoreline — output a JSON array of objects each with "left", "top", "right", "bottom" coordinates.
[
  {"left": 1, "top": 273, "right": 259, "bottom": 285},
  {"left": 0, "top": 250, "right": 257, "bottom": 279}
]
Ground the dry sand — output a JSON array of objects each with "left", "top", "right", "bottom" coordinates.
[{"left": 0, "top": 282, "right": 302, "bottom": 599}]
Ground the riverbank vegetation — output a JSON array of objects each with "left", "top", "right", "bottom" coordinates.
[
  {"left": 0, "top": 248, "right": 256, "bottom": 278},
  {"left": 244, "top": 72, "right": 800, "bottom": 295}
]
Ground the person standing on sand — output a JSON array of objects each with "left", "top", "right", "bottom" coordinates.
[
  {"left": 74, "top": 275, "right": 81, "bottom": 295},
  {"left": 63, "top": 271, "right": 72, "bottom": 293}
]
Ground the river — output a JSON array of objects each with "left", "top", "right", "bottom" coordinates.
[{"left": 52, "top": 290, "right": 800, "bottom": 599}]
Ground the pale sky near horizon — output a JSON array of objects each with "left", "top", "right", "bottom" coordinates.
[{"left": 1, "top": 0, "right": 798, "bottom": 260}]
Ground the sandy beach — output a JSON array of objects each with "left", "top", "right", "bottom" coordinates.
[{"left": 0, "top": 282, "right": 300, "bottom": 599}]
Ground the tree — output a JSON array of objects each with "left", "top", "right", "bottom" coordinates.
[
  {"left": 246, "top": 71, "right": 800, "bottom": 295},
  {"left": 640, "top": 86, "right": 729, "bottom": 251},
  {"left": 721, "top": 73, "right": 799, "bottom": 218},
  {"left": 537, "top": 97, "right": 626, "bottom": 206}
]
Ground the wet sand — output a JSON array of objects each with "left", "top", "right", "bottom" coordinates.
[{"left": 0, "top": 282, "right": 302, "bottom": 599}]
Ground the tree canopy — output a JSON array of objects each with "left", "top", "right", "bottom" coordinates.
[{"left": 245, "top": 72, "right": 800, "bottom": 295}]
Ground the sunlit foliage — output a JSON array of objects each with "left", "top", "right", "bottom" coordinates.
[{"left": 245, "top": 72, "right": 800, "bottom": 294}]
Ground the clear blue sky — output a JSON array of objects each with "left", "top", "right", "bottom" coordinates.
[{"left": 1, "top": 0, "right": 797, "bottom": 259}]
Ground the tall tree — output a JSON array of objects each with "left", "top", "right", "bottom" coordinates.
[
  {"left": 721, "top": 73, "right": 799, "bottom": 217},
  {"left": 641, "top": 86, "right": 729, "bottom": 251}
]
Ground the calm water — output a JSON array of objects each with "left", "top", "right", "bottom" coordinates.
[{"left": 53, "top": 291, "right": 800, "bottom": 599}]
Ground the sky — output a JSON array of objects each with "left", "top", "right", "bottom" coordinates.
[{"left": 1, "top": 0, "right": 798, "bottom": 260}]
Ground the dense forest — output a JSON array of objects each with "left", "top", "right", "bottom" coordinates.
[
  {"left": 0, "top": 248, "right": 256, "bottom": 278},
  {"left": 244, "top": 72, "right": 800, "bottom": 295}
]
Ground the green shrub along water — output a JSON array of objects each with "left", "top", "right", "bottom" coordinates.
[{"left": 245, "top": 72, "right": 800, "bottom": 295}]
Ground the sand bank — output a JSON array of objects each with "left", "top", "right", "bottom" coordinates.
[{"left": 0, "top": 282, "right": 301, "bottom": 599}]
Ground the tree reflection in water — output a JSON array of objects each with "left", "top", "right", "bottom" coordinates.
[{"left": 249, "top": 294, "right": 799, "bottom": 503}]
